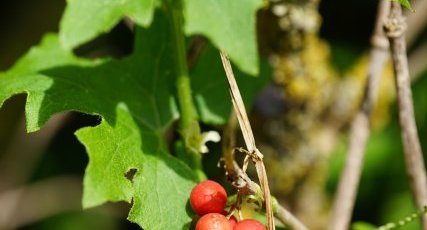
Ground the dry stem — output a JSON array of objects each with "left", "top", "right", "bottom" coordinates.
[
  {"left": 329, "top": 1, "right": 390, "bottom": 229},
  {"left": 219, "top": 51, "right": 275, "bottom": 230},
  {"left": 385, "top": 2, "right": 427, "bottom": 229},
  {"left": 222, "top": 112, "right": 308, "bottom": 230}
]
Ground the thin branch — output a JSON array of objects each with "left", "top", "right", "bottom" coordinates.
[
  {"left": 222, "top": 112, "right": 308, "bottom": 230},
  {"left": 385, "top": 2, "right": 427, "bottom": 229},
  {"left": 219, "top": 52, "right": 274, "bottom": 230},
  {"left": 329, "top": 1, "right": 390, "bottom": 229},
  {"left": 222, "top": 111, "right": 259, "bottom": 195},
  {"left": 220, "top": 53, "right": 256, "bottom": 151},
  {"left": 275, "top": 203, "right": 309, "bottom": 230}
]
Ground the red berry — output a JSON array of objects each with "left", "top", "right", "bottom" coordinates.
[
  {"left": 227, "top": 215, "right": 237, "bottom": 229},
  {"left": 234, "top": 219, "right": 266, "bottom": 230},
  {"left": 195, "top": 213, "right": 232, "bottom": 230},
  {"left": 190, "top": 180, "right": 227, "bottom": 215}
]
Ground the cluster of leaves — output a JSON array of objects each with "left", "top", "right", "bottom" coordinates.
[{"left": 0, "top": 0, "right": 271, "bottom": 229}]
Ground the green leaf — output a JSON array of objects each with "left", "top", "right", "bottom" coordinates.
[
  {"left": 396, "top": 0, "right": 414, "bottom": 11},
  {"left": 76, "top": 104, "right": 196, "bottom": 229},
  {"left": 191, "top": 44, "right": 271, "bottom": 125},
  {"left": 184, "top": 0, "right": 264, "bottom": 75},
  {"left": 0, "top": 10, "right": 197, "bottom": 229},
  {"left": 59, "top": 0, "right": 158, "bottom": 49}
]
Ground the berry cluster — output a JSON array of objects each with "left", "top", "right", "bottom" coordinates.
[{"left": 190, "top": 180, "right": 266, "bottom": 230}]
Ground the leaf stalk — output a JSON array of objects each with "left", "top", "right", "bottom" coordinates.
[{"left": 166, "top": 1, "right": 205, "bottom": 181}]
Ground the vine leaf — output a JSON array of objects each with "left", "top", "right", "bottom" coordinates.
[
  {"left": 59, "top": 0, "right": 263, "bottom": 76},
  {"left": 184, "top": 0, "right": 264, "bottom": 75},
  {"left": 0, "top": 10, "right": 197, "bottom": 229},
  {"left": 59, "top": 0, "right": 158, "bottom": 49},
  {"left": 191, "top": 44, "right": 271, "bottom": 125}
]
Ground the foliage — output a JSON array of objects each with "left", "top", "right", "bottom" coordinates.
[
  {"left": 0, "top": 0, "right": 267, "bottom": 229},
  {"left": 2, "top": 0, "right": 427, "bottom": 229}
]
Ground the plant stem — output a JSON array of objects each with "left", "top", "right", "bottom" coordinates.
[
  {"left": 275, "top": 204, "right": 309, "bottom": 230},
  {"left": 385, "top": 2, "right": 427, "bottom": 229},
  {"left": 169, "top": 2, "right": 195, "bottom": 130},
  {"left": 220, "top": 51, "right": 275, "bottom": 230},
  {"left": 329, "top": 1, "right": 390, "bottom": 229},
  {"left": 166, "top": 1, "right": 204, "bottom": 181},
  {"left": 222, "top": 112, "right": 308, "bottom": 230}
]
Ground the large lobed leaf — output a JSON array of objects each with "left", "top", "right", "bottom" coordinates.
[
  {"left": 59, "top": 0, "right": 263, "bottom": 75},
  {"left": 1, "top": 1, "right": 271, "bottom": 228},
  {"left": 184, "top": 0, "right": 264, "bottom": 75},
  {"left": 60, "top": 0, "right": 158, "bottom": 49},
  {"left": 0, "top": 10, "right": 197, "bottom": 229}
]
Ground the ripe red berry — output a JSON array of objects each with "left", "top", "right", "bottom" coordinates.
[
  {"left": 195, "top": 213, "right": 232, "bottom": 230},
  {"left": 190, "top": 180, "right": 227, "bottom": 215},
  {"left": 234, "top": 219, "right": 266, "bottom": 230},
  {"left": 227, "top": 215, "right": 237, "bottom": 229}
]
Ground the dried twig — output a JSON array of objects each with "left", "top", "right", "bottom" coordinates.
[
  {"left": 222, "top": 112, "right": 308, "bottom": 230},
  {"left": 329, "top": 1, "right": 390, "bottom": 229},
  {"left": 222, "top": 112, "right": 259, "bottom": 195},
  {"left": 219, "top": 51, "right": 274, "bottom": 230},
  {"left": 385, "top": 2, "right": 427, "bottom": 229}
]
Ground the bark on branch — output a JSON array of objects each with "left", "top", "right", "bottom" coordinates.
[
  {"left": 385, "top": 2, "right": 427, "bottom": 229},
  {"left": 329, "top": 1, "right": 390, "bottom": 229}
]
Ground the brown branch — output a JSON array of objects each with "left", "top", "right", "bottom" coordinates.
[
  {"left": 219, "top": 51, "right": 275, "bottom": 230},
  {"left": 385, "top": 2, "right": 427, "bottom": 229},
  {"left": 275, "top": 203, "right": 309, "bottom": 230},
  {"left": 222, "top": 111, "right": 259, "bottom": 195},
  {"left": 329, "top": 1, "right": 390, "bottom": 229},
  {"left": 222, "top": 112, "right": 308, "bottom": 230}
]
